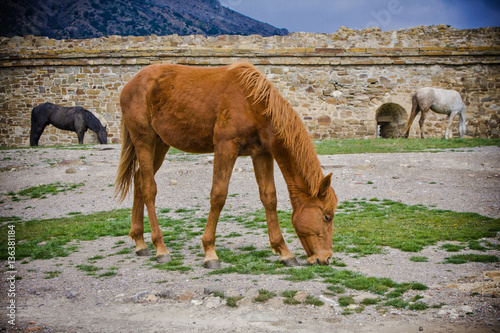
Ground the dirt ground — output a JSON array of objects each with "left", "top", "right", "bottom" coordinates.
[{"left": 0, "top": 144, "right": 499, "bottom": 333}]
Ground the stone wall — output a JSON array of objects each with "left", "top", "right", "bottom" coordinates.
[{"left": 1, "top": 25, "right": 499, "bottom": 147}]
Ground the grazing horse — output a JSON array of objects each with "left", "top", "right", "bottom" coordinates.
[
  {"left": 402, "top": 87, "right": 466, "bottom": 139},
  {"left": 115, "top": 62, "right": 338, "bottom": 268},
  {"left": 30, "top": 102, "right": 108, "bottom": 146}
]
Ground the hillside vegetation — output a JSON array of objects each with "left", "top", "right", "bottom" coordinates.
[{"left": 0, "top": 0, "right": 288, "bottom": 39}]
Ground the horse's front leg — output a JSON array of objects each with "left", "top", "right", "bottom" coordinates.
[
  {"left": 446, "top": 110, "right": 460, "bottom": 139},
  {"left": 252, "top": 153, "right": 298, "bottom": 266},
  {"left": 76, "top": 130, "right": 85, "bottom": 144},
  {"left": 202, "top": 141, "right": 238, "bottom": 269}
]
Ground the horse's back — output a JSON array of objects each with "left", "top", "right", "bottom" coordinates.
[
  {"left": 120, "top": 63, "right": 255, "bottom": 153},
  {"left": 31, "top": 102, "right": 59, "bottom": 124},
  {"left": 416, "top": 87, "right": 464, "bottom": 113}
]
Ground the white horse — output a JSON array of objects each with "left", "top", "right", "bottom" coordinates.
[{"left": 402, "top": 87, "right": 466, "bottom": 139}]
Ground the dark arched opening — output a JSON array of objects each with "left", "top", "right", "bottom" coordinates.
[{"left": 375, "top": 103, "right": 408, "bottom": 138}]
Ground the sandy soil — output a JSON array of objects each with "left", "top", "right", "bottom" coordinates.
[{"left": 0, "top": 144, "right": 499, "bottom": 333}]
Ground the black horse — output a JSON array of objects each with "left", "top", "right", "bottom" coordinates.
[{"left": 30, "top": 103, "right": 108, "bottom": 146}]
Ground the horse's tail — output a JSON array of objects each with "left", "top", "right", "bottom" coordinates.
[
  {"left": 114, "top": 121, "right": 137, "bottom": 202},
  {"left": 401, "top": 93, "right": 419, "bottom": 138}
]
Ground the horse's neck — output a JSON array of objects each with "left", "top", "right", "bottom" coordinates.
[
  {"left": 86, "top": 113, "right": 102, "bottom": 132},
  {"left": 272, "top": 142, "right": 323, "bottom": 205}
]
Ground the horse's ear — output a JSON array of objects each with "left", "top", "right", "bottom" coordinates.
[{"left": 318, "top": 173, "right": 332, "bottom": 198}]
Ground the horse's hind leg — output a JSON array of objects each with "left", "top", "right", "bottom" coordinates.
[
  {"left": 202, "top": 141, "right": 238, "bottom": 269},
  {"left": 252, "top": 153, "right": 298, "bottom": 266},
  {"left": 30, "top": 125, "right": 45, "bottom": 146},
  {"left": 130, "top": 171, "right": 149, "bottom": 256},
  {"left": 418, "top": 108, "right": 429, "bottom": 139},
  {"left": 131, "top": 137, "right": 170, "bottom": 262}
]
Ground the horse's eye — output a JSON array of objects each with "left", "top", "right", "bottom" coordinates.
[{"left": 324, "top": 214, "right": 332, "bottom": 222}]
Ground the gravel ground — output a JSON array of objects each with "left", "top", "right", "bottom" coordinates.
[{"left": 0, "top": 144, "right": 499, "bottom": 333}]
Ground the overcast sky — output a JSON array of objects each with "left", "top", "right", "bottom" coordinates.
[{"left": 220, "top": 0, "right": 500, "bottom": 33}]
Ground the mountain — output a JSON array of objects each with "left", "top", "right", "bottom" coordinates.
[{"left": 0, "top": 0, "right": 288, "bottom": 39}]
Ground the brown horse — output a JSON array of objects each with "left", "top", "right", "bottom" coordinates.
[{"left": 115, "top": 62, "right": 338, "bottom": 268}]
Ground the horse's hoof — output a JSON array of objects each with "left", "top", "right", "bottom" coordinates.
[
  {"left": 156, "top": 254, "right": 172, "bottom": 263},
  {"left": 203, "top": 260, "right": 221, "bottom": 269},
  {"left": 281, "top": 257, "right": 299, "bottom": 266},
  {"left": 135, "top": 248, "right": 152, "bottom": 256}
]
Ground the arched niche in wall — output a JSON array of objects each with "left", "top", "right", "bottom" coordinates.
[{"left": 375, "top": 103, "right": 408, "bottom": 138}]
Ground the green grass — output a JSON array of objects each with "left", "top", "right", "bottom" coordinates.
[
  {"left": 443, "top": 254, "right": 499, "bottom": 264},
  {"left": 0, "top": 209, "right": 134, "bottom": 260},
  {"left": 314, "top": 138, "right": 500, "bottom": 155},
  {"left": 5, "top": 182, "right": 84, "bottom": 200},
  {"left": 440, "top": 244, "right": 466, "bottom": 252},
  {"left": 44, "top": 270, "right": 61, "bottom": 279},
  {"left": 1, "top": 194, "right": 499, "bottom": 312},
  {"left": 410, "top": 256, "right": 428, "bottom": 262},
  {"left": 332, "top": 199, "right": 500, "bottom": 255},
  {"left": 254, "top": 289, "right": 276, "bottom": 303}
]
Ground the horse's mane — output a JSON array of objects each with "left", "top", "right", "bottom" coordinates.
[
  {"left": 83, "top": 109, "right": 104, "bottom": 131},
  {"left": 229, "top": 62, "right": 325, "bottom": 198}
]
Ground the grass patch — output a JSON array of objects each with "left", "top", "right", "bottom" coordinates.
[
  {"left": 0, "top": 209, "right": 134, "bottom": 261},
  {"left": 98, "top": 271, "right": 118, "bottom": 278},
  {"left": 305, "top": 295, "right": 324, "bottom": 306},
  {"left": 443, "top": 254, "right": 499, "bottom": 264},
  {"left": 7, "top": 182, "right": 84, "bottom": 200},
  {"left": 254, "top": 289, "right": 276, "bottom": 303},
  {"left": 332, "top": 199, "right": 500, "bottom": 255},
  {"left": 281, "top": 290, "right": 301, "bottom": 305},
  {"left": 440, "top": 243, "right": 466, "bottom": 252},
  {"left": 44, "top": 271, "right": 61, "bottom": 279},
  {"left": 410, "top": 256, "right": 428, "bottom": 262},
  {"left": 314, "top": 138, "right": 500, "bottom": 155},
  {"left": 338, "top": 295, "right": 356, "bottom": 307},
  {"left": 76, "top": 264, "right": 101, "bottom": 275},
  {"left": 226, "top": 296, "right": 244, "bottom": 307},
  {"left": 152, "top": 255, "right": 193, "bottom": 273}
]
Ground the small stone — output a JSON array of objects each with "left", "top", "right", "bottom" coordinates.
[
  {"left": 244, "top": 288, "right": 260, "bottom": 298},
  {"left": 66, "top": 167, "right": 77, "bottom": 174},
  {"left": 65, "top": 290, "right": 78, "bottom": 299},
  {"left": 319, "top": 295, "right": 338, "bottom": 307},
  {"left": 156, "top": 289, "right": 176, "bottom": 299},
  {"left": 419, "top": 327, "right": 424, "bottom": 331},
  {"left": 461, "top": 305, "right": 473, "bottom": 313},
  {"left": 205, "top": 296, "right": 222, "bottom": 309},
  {"left": 180, "top": 291, "right": 194, "bottom": 302},
  {"left": 170, "top": 179, "right": 178, "bottom": 185},
  {"left": 293, "top": 291, "right": 308, "bottom": 303},
  {"left": 353, "top": 164, "right": 371, "bottom": 171},
  {"left": 132, "top": 291, "right": 152, "bottom": 303}
]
